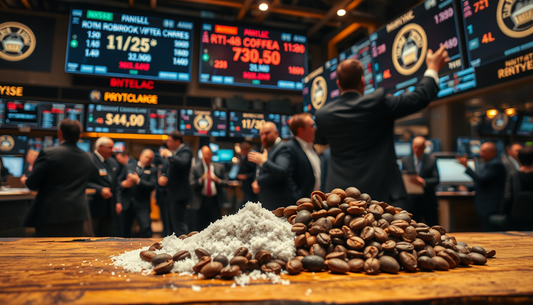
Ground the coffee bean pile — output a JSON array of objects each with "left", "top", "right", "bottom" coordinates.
[{"left": 273, "top": 187, "right": 495, "bottom": 275}]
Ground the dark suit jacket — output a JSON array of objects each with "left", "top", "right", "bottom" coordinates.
[
  {"left": 0, "top": 166, "right": 12, "bottom": 183},
  {"left": 256, "top": 140, "right": 293, "bottom": 210},
  {"left": 238, "top": 155, "right": 257, "bottom": 196},
  {"left": 465, "top": 157, "right": 507, "bottom": 217},
  {"left": 401, "top": 154, "right": 440, "bottom": 205},
  {"left": 165, "top": 145, "right": 193, "bottom": 202},
  {"left": 118, "top": 162, "right": 157, "bottom": 211},
  {"left": 24, "top": 142, "right": 94, "bottom": 227},
  {"left": 285, "top": 138, "right": 316, "bottom": 201},
  {"left": 190, "top": 162, "right": 228, "bottom": 208},
  {"left": 315, "top": 76, "right": 439, "bottom": 202},
  {"left": 87, "top": 152, "right": 122, "bottom": 218}
]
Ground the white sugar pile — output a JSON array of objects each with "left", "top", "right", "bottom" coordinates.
[{"left": 112, "top": 202, "right": 296, "bottom": 277}]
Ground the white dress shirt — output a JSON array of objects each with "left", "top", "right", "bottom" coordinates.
[
  {"left": 200, "top": 160, "right": 217, "bottom": 197},
  {"left": 94, "top": 150, "right": 105, "bottom": 163},
  {"left": 295, "top": 137, "right": 321, "bottom": 191}
]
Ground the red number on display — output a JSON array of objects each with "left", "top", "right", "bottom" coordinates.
[
  {"left": 473, "top": 0, "right": 488, "bottom": 13},
  {"left": 214, "top": 60, "right": 228, "bottom": 69},
  {"left": 232, "top": 47, "right": 281, "bottom": 65}
]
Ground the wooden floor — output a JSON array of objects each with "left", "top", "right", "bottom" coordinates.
[{"left": 0, "top": 232, "right": 532, "bottom": 305}]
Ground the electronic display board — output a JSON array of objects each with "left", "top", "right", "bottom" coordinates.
[
  {"left": 481, "top": 112, "right": 519, "bottom": 135},
  {"left": 456, "top": 137, "right": 504, "bottom": 157},
  {"left": 86, "top": 104, "right": 149, "bottom": 133},
  {"left": 370, "top": 0, "right": 465, "bottom": 94},
  {"left": 199, "top": 23, "right": 307, "bottom": 90},
  {"left": 339, "top": 39, "right": 376, "bottom": 95},
  {"left": 302, "top": 58, "right": 338, "bottom": 115},
  {"left": 39, "top": 102, "right": 84, "bottom": 129},
  {"left": 281, "top": 115, "right": 293, "bottom": 139},
  {"left": 516, "top": 115, "right": 533, "bottom": 136},
  {"left": 228, "top": 112, "right": 280, "bottom": 138},
  {"left": 4, "top": 100, "right": 39, "bottom": 127},
  {"left": 65, "top": 8, "right": 193, "bottom": 82},
  {"left": 149, "top": 108, "right": 178, "bottom": 134},
  {"left": 461, "top": 0, "right": 533, "bottom": 68},
  {"left": 0, "top": 135, "right": 27, "bottom": 154},
  {"left": 179, "top": 109, "right": 227, "bottom": 137}
]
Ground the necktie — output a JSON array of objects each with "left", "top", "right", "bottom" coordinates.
[{"left": 206, "top": 166, "right": 212, "bottom": 197}]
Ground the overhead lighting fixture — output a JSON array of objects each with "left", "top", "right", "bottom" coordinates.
[
  {"left": 486, "top": 109, "right": 498, "bottom": 119},
  {"left": 337, "top": 9, "right": 347, "bottom": 16},
  {"left": 259, "top": 2, "right": 269, "bottom": 11},
  {"left": 505, "top": 108, "right": 516, "bottom": 117}
]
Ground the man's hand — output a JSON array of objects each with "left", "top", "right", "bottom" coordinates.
[
  {"left": 160, "top": 148, "right": 173, "bottom": 158},
  {"left": 116, "top": 203, "right": 123, "bottom": 215},
  {"left": 426, "top": 45, "right": 450, "bottom": 72},
  {"left": 455, "top": 154, "right": 468, "bottom": 168},
  {"left": 458, "top": 185, "right": 469, "bottom": 192},
  {"left": 20, "top": 175, "right": 28, "bottom": 185},
  {"left": 211, "top": 172, "right": 222, "bottom": 183},
  {"left": 252, "top": 180, "right": 261, "bottom": 194},
  {"left": 122, "top": 179, "right": 133, "bottom": 188},
  {"left": 237, "top": 174, "right": 247, "bottom": 180},
  {"left": 409, "top": 176, "right": 426, "bottom": 187},
  {"left": 200, "top": 172, "right": 207, "bottom": 183},
  {"left": 248, "top": 149, "right": 268, "bottom": 166},
  {"left": 101, "top": 187, "right": 113, "bottom": 199},
  {"left": 158, "top": 176, "right": 168, "bottom": 186}
]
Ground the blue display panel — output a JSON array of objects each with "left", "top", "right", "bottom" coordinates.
[
  {"left": 281, "top": 115, "right": 293, "bottom": 139},
  {"left": 302, "top": 58, "right": 338, "bottom": 115},
  {"left": 456, "top": 137, "right": 504, "bottom": 157},
  {"left": 339, "top": 39, "right": 376, "bottom": 95},
  {"left": 65, "top": 8, "right": 193, "bottom": 81},
  {"left": 179, "top": 109, "right": 227, "bottom": 137},
  {"left": 228, "top": 112, "right": 281, "bottom": 138},
  {"left": 0, "top": 135, "right": 27, "bottom": 154},
  {"left": 39, "top": 102, "right": 84, "bottom": 130},
  {"left": 516, "top": 115, "right": 533, "bottom": 136},
  {"left": 199, "top": 23, "right": 307, "bottom": 90},
  {"left": 481, "top": 112, "right": 520, "bottom": 135},
  {"left": 370, "top": 0, "right": 465, "bottom": 95},
  {"left": 460, "top": 0, "right": 533, "bottom": 68}
]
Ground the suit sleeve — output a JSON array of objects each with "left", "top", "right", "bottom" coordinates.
[
  {"left": 217, "top": 165, "right": 229, "bottom": 188},
  {"left": 190, "top": 165, "right": 203, "bottom": 189},
  {"left": 384, "top": 76, "right": 439, "bottom": 120},
  {"left": 257, "top": 146, "right": 290, "bottom": 187},
  {"left": 87, "top": 163, "right": 105, "bottom": 195},
  {"left": 25, "top": 150, "right": 49, "bottom": 191},
  {"left": 137, "top": 168, "right": 157, "bottom": 191},
  {"left": 425, "top": 158, "right": 440, "bottom": 188},
  {"left": 169, "top": 149, "right": 192, "bottom": 170},
  {"left": 465, "top": 162, "right": 506, "bottom": 185}
]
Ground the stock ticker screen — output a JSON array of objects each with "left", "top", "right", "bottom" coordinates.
[
  {"left": 65, "top": 8, "right": 193, "bottom": 81},
  {"left": 228, "top": 112, "right": 281, "bottom": 138},
  {"left": 461, "top": 0, "right": 533, "bottom": 68},
  {"left": 148, "top": 108, "right": 178, "bottom": 134},
  {"left": 199, "top": 23, "right": 307, "bottom": 90},
  {"left": 339, "top": 39, "right": 376, "bottom": 95},
  {"left": 370, "top": 0, "right": 465, "bottom": 94},
  {"left": 39, "top": 102, "right": 84, "bottom": 129},
  {"left": 179, "top": 109, "right": 227, "bottom": 137},
  {"left": 302, "top": 58, "right": 339, "bottom": 115},
  {"left": 86, "top": 104, "right": 149, "bottom": 133},
  {"left": 3, "top": 100, "right": 39, "bottom": 127}
]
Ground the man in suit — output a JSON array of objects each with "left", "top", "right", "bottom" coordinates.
[
  {"left": 159, "top": 131, "right": 192, "bottom": 236},
  {"left": 285, "top": 113, "right": 321, "bottom": 200},
  {"left": 154, "top": 147, "right": 171, "bottom": 236},
  {"left": 401, "top": 137, "right": 440, "bottom": 225},
  {"left": 21, "top": 149, "right": 39, "bottom": 184},
  {"left": 190, "top": 145, "right": 228, "bottom": 231},
  {"left": 248, "top": 122, "right": 292, "bottom": 210},
  {"left": 315, "top": 46, "right": 449, "bottom": 203},
  {"left": 237, "top": 142, "right": 259, "bottom": 204},
  {"left": 502, "top": 143, "right": 523, "bottom": 178},
  {"left": 24, "top": 119, "right": 94, "bottom": 237},
  {"left": 457, "top": 142, "right": 507, "bottom": 231},
  {"left": 115, "top": 152, "right": 137, "bottom": 179},
  {"left": 117, "top": 149, "right": 157, "bottom": 237},
  {"left": 88, "top": 136, "right": 122, "bottom": 237}
]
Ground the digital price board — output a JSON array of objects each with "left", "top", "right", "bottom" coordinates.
[
  {"left": 0, "top": 135, "right": 28, "bottom": 155},
  {"left": 302, "top": 58, "right": 338, "bottom": 115},
  {"left": 65, "top": 8, "right": 193, "bottom": 81},
  {"left": 179, "top": 109, "right": 227, "bottom": 137},
  {"left": 149, "top": 108, "right": 178, "bottom": 134},
  {"left": 481, "top": 112, "right": 519, "bottom": 135},
  {"left": 517, "top": 115, "right": 533, "bottom": 136},
  {"left": 229, "top": 112, "right": 282, "bottom": 138},
  {"left": 40, "top": 102, "right": 84, "bottom": 129},
  {"left": 370, "top": 0, "right": 465, "bottom": 94},
  {"left": 281, "top": 115, "right": 293, "bottom": 139},
  {"left": 456, "top": 137, "right": 504, "bottom": 157},
  {"left": 4, "top": 100, "right": 39, "bottom": 127},
  {"left": 339, "top": 39, "right": 376, "bottom": 95},
  {"left": 199, "top": 23, "right": 307, "bottom": 90},
  {"left": 461, "top": 0, "right": 533, "bottom": 68},
  {"left": 86, "top": 104, "right": 149, "bottom": 133}
]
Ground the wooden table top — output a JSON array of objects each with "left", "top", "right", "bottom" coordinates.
[{"left": 1, "top": 232, "right": 532, "bottom": 305}]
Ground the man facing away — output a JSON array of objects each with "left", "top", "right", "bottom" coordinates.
[
  {"left": 24, "top": 119, "right": 94, "bottom": 237},
  {"left": 237, "top": 141, "right": 259, "bottom": 204},
  {"left": 315, "top": 45, "right": 449, "bottom": 203}
]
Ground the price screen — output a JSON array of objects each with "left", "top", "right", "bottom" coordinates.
[
  {"left": 40, "top": 102, "right": 84, "bottom": 129},
  {"left": 4, "top": 100, "right": 39, "bottom": 127},
  {"left": 148, "top": 108, "right": 178, "bottom": 134},
  {"left": 179, "top": 109, "right": 227, "bottom": 137},
  {"left": 65, "top": 8, "right": 193, "bottom": 81},
  {"left": 339, "top": 39, "right": 376, "bottom": 95},
  {"left": 228, "top": 112, "right": 281, "bottom": 138},
  {"left": 370, "top": 0, "right": 464, "bottom": 94},
  {"left": 461, "top": 0, "right": 533, "bottom": 68},
  {"left": 86, "top": 104, "right": 149, "bottom": 133},
  {"left": 199, "top": 23, "right": 307, "bottom": 90},
  {"left": 302, "top": 57, "right": 339, "bottom": 115}
]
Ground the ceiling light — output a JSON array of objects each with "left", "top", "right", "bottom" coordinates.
[
  {"left": 486, "top": 109, "right": 498, "bottom": 119},
  {"left": 505, "top": 108, "right": 516, "bottom": 117},
  {"left": 259, "top": 3, "right": 269, "bottom": 11},
  {"left": 337, "top": 9, "right": 346, "bottom": 16}
]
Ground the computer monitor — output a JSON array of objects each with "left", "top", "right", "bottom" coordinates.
[
  {"left": 76, "top": 139, "right": 91, "bottom": 152},
  {"left": 113, "top": 141, "right": 126, "bottom": 153},
  {"left": 228, "top": 164, "right": 240, "bottom": 180},
  {"left": 394, "top": 142, "right": 412, "bottom": 158},
  {"left": 425, "top": 139, "right": 441, "bottom": 154},
  {"left": 2, "top": 155, "right": 24, "bottom": 177},
  {"left": 436, "top": 157, "right": 476, "bottom": 185},
  {"left": 217, "top": 149, "right": 234, "bottom": 163},
  {"left": 456, "top": 137, "right": 504, "bottom": 157},
  {"left": 0, "top": 135, "right": 28, "bottom": 154}
]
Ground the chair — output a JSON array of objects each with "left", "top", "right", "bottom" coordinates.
[{"left": 510, "top": 192, "right": 533, "bottom": 231}]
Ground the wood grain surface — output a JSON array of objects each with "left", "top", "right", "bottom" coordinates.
[{"left": 0, "top": 232, "right": 532, "bottom": 305}]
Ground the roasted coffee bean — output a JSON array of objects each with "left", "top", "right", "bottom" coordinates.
[
  {"left": 339, "top": 203, "right": 350, "bottom": 213},
  {"left": 377, "top": 219, "right": 389, "bottom": 229},
  {"left": 363, "top": 246, "right": 379, "bottom": 259},
  {"left": 292, "top": 223, "right": 308, "bottom": 235},
  {"left": 311, "top": 190, "right": 327, "bottom": 200},
  {"left": 431, "top": 225, "right": 446, "bottom": 235},
  {"left": 383, "top": 248, "right": 399, "bottom": 259},
  {"left": 334, "top": 245, "right": 347, "bottom": 254},
  {"left": 468, "top": 252, "right": 487, "bottom": 265},
  {"left": 364, "top": 258, "right": 380, "bottom": 275},
  {"left": 455, "top": 245, "right": 470, "bottom": 254},
  {"left": 415, "top": 226, "right": 430, "bottom": 233},
  {"left": 327, "top": 207, "right": 343, "bottom": 217},
  {"left": 200, "top": 261, "right": 223, "bottom": 279},
  {"left": 344, "top": 215, "right": 354, "bottom": 226},
  {"left": 332, "top": 237, "right": 345, "bottom": 245},
  {"left": 350, "top": 200, "right": 368, "bottom": 208},
  {"left": 396, "top": 242, "right": 414, "bottom": 252},
  {"left": 327, "top": 258, "right": 350, "bottom": 274},
  {"left": 229, "top": 256, "right": 248, "bottom": 271},
  {"left": 438, "top": 252, "right": 457, "bottom": 268},
  {"left": 399, "top": 252, "right": 417, "bottom": 271},
  {"left": 272, "top": 258, "right": 287, "bottom": 267},
  {"left": 273, "top": 207, "right": 285, "bottom": 217},
  {"left": 294, "top": 210, "right": 312, "bottom": 226},
  {"left": 297, "top": 197, "right": 312, "bottom": 205},
  {"left": 195, "top": 249, "right": 210, "bottom": 259},
  {"left": 429, "top": 229, "right": 442, "bottom": 244},
  {"left": 311, "top": 194, "right": 325, "bottom": 210},
  {"left": 417, "top": 231, "right": 434, "bottom": 242},
  {"left": 368, "top": 204, "right": 384, "bottom": 218},
  {"left": 359, "top": 193, "right": 371, "bottom": 203},
  {"left": 311, "top": 209, "right": 328, "bottom": 220},
  {"left": 295, "top": 234, "right": 307, "bottom": 248},
  {"left": 434, "top": 245, "right": 446, "bottom": 253},
  {"left": 345, "top": 187, "right": 361, "bottom": 199},
  {"left": 403, "top": 226, "right": 417, "bottom": 243},
  {"left": 366, "top": 240, "right": 383, "bottom": 252},
  {"left": 283, "top": 205, "right": 298, "bottom": 217},
  {"left": 349, "top": 217, "right": 368, "bottom": 230},
  {"left": 444, "top": 249, "right": 461, "bottom": 265},
  {"left": 329, "top": 228, "right": 344, "bottom": 239},
  {"left": 412, "top": 238, "right": 426, "bottom": 251},
  {"left": 327, "top": 194, "right": 342, "bottom": 207},
  {"left": 220, "top": 265, "right": 241, "bottom": 278},
  {"left": 346, "top": 236, "right": 366, "bottom": 250},
  {"left": 248, "top": 259, "right": 260, "bottom": 270},
  {"left": 297, "top": 249, "right": 311, "bottom": 256},
  {"left": 471, "top": 246, "right": 487, "bottom": 257},
  {"left": 288, "top": 215, "right": 296, "bottom": 224},
  {"left": 140, "top": 250, "right": 156, "bottom": 262},
  {"left": 346, "top": 258, "right": 364, "bottom": 272},
  {"left": 331, "top": 188, "right": 347, "bottom": 200},
  {"left": 149, "top": 242, "right": 162, "bottom": 251},
  {"left": 333, "top": 213, "right": 346, "bottom": 227},
  {"left": 384, "top": 205, "right": 397, "bottom": 214},
  {"left": 193, "top": 256, "right": 212, "bottom": 273},
  {"left": 311, "top": 244, "right": 326, "bottom": 258},
  {"left": 418, "top": 256, "right": 436, "bottom": 271},
  {"left": 360, "top": 226, "right": 375, "bottom": 241},
  {"left": 294, "top": 256, "right": 305, "bottom": 262},
  {"left": 347, "top": 250, "right": 364, "bottom": 259},
  {"left": 326, "top": 251, "right": 346, "bottom": 260},
  {"left": 297, "top": 202, "right": 315, "bottom": 213},
  {"left": 382, "top": 240, "right": 396, "bottom": 251},
  {"left": 307, "top": 235, "right": 317, "bottom": 248},
  {"left": 347, "top": 205, "right": 366, "bottom": 215},
  {"left": 152, "top": 253, "right": 172, "bottom": 266},
  {"left": 381, "top": 213, "right": 394, "bottom": 223},
  {"left": 246, "top": 252, "right": 252, "bottom": 260},
  {"left": 178, "top": 234, "right": 188, "bottom": 240},
  {"left": 364, "top": 213, "right": 376, "bottom": 224},
  {"left": 317, "top": 233, "right": 332, "bottom": 246},
  {"left": 486, "top": 249, "right": 496, "bottom": 258},
  {"left": 379, "top": 256, "right": 400, "bottom": 273},
  {"left": 154, "top": 260, "right": 174, "bottom": 274},
  {"left": 286, "top": 260, "right": 303, "bottom": 275},
  {"left": 302, "top": 255, "right": 325, "bottom": 272},
  {"left": 432, "top": 256, "right": 450, "bottom": 271},
  {"left": 393, "top": 213, "right": 411, "bottom": 223},
  {"left": 457, "top": 241, "right": 468, "bottom": 247},
  {"left": 342, "top": 225, "right": 356, "bottom": 239},
  {"left": 390, "top": 220, "right": 409, "bottom": 230},
  {"left": 234, "top": 247, "right": 249, "bottom": 257},
  {"left": 188, "top": 231, "right": 199, "bottom": 237},
  {"left": 261, "top": 262, "right": 281, "bottom": 274},
  {"left": 344, "top": 197, "right": 356, "bottom": 203},
  {"left": 327, "top": 216, "right": 336, "bottom": 226},
  {"left": 457, "top": 253, "right": 473, "bottom": 266},
  {"left": 172, "top": 250, "right": 191, "bottom": 262},
  {"left": 373, "top": 227, "right": 388, "bottom": 243},
  {"left": 255, "top": 250, "right": 272, "bottom": 264},
  {"left": 387, "top": 225, "right": 404, "bottom": 238},
  {"left": 449, "top": 236, "right": 458, "bottom": 245}
]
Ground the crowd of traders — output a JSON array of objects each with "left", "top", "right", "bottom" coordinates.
[{"left": 16, "top": 45, "right": 533, "bottom": 237}]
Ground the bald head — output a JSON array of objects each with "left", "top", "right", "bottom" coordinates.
[
  {"left": 336, "top": 59, "right": 365, "bottom": 94},
  {"left": 139, "top": 149, "right": 155, "bottom": 167},
  {"left": 201, "top": 145, "right": 213, "bottom": 164},
  {"left": 412, "top": 136, "right": 427, "bottom": 158},
  {"left": 259, "top": 122, "right": 279, "bottom": 149},
  {"left": 480, "top": 142, "right": 497, "bottom": 162}
]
